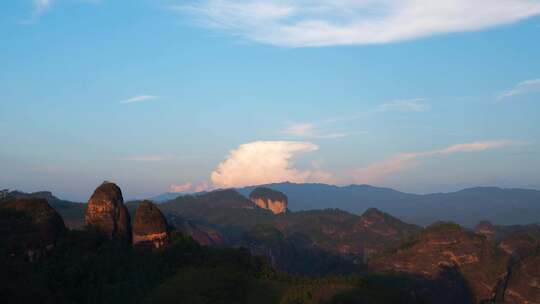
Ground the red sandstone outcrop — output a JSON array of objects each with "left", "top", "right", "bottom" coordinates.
[
  {"left": 85, "top": 182, "right": 131, "bottom": 241},
  {"left": 132, "top": 201, "right": 169, "bottom": 249},
  {"left": 2, "top": 198, "right": 65, "bottom": 260},
  {"left": 249, "top": 187, "right": 288, "bottom": 214},
  {"left": 475, "top": 220, "right": 496, "bottom": 240},
  {"left": 505, "top": 253, "right": 540, "bottom": 304},
  {"left": 370, "top": 222, "right": 510, "bottom": 303}
]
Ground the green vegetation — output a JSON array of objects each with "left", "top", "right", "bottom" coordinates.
[
  {"left": 425, "top": 221, "right": 463, "bottom": 233},
  {"left": 0, "top": 205, "right": 422, "bottom": 304}
]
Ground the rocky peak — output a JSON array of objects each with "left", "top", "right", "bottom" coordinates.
[
  {"left": 357, "top": 207, "right": 420, "bottom": 238},
  {"left": 85, "top": 182, "right": 131, "bottom": 241},
  {"left": 1, "top": 198, "right": 65, "bottom": 260},
  {"left": 132, "top": 201, "right": 169, "bottom": 249},
  {"left": 474, "top": 220, "right": 495, "bottom": 239},
  {"left": 249, "top": 187, "right": 288, "bottom": 214},
  {"left": 359, "top": 208, "right": 390, "bottom": 226}
]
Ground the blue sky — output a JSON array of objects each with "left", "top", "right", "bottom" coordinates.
[{"left": 1, "top": 0, "right": 540, "bottom": 201}]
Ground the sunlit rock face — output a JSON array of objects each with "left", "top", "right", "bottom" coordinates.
[
  {"left": 132, "top": 201, "right": 169, "bottom": 249},
  {"left": 85, "top": 182, "right": 131, "bottom": 241},
  {"left": 1, "top": 198, "right": 65, "bottom": 261},
  {"left": 249, "top": 187, "right": 288, "bottom": 214}
]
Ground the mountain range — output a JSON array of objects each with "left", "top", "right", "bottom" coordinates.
[
  {"left": 4, "top": 183, "right": 540, "bottom": 228},
  {"left": 153, "top": 183, "right": 540, "bottom": 227},
  {"left": 2, "top": 182, "right": 540, "bottom": 303}
]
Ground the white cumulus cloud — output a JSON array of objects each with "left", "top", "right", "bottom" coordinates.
[
  {"left": 177, "top": 0, "right": 540, "bottom": 47},
  {"left": 211, "top": 141, "right": 332, "bottom": 187}
]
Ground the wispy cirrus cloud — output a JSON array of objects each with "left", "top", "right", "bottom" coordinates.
[
  {"left": 120, "top": 95, "right": 159, "bottom": 104},
  {"left": 22, "top": 0, "right": 102, "bottom": 24},
  {"left": 497, "top": 78, "right": 540, "bottom": 100},
  {"left": 282, "top": 122, "right": 350, "bottom": 139},
  {"left": 282, "top": 97, "right": 427, "bottom": 139},
  {"left": 119, "top": 154, "right": 202, "bottom": 162},
  {"left": 377, "top": 98, "right": 430, "bottom": 112},
  {"left": 19, "top": 0, "right": 53, "bottom": 23},
  {"left": 352, "top": 140, "right": 518, "bottom": 183},
  {"left": 119, "top": 155, "right": 170, "bottom": 162},
  {"left": 177, "top": 0, "right": 540, "bottom": 47},
  {"left": 33, "top": 0, "right": 53, "bottom": 16},
  {"left": 283, "top": 122, "right": 315, "bottom": 136}
]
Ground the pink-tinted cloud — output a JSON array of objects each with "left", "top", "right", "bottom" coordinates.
[
  {"left": 169, "top": 181, "right": 211, "bottom": 193},
  {"left": 352, "top": 140, "right": 517, "bottom": 184},
  {"left": 194, "top": 181, "right": 210, "bottom": 192},
  {"left": 169, "top": 182, "right": 193, "bottom": 193}
]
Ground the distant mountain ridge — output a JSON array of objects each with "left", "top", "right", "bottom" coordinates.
[{"left": 237, "top": 183, "right": 540, "bottom": 227}]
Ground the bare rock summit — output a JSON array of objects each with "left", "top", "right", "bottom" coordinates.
[
  {"left": 249, "top": 187, "right": 288, "bottom": 214},
  {"left": 85, "top": 182, "right": 131, "bottom": 241},
  {"left": 132, "top": 200, "right": 169, "bottom": 249}
]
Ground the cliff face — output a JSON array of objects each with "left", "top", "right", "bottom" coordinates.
[
  {"left": 132, "top": 201, "right": 169, "bottom": 249},
  {"left": 249, "top": 187, "right": 288, "bottom": 214},
  {"left": 85, "top": 182, "right": 131, "bottom": 241},
  {"left": 370, "top": 222, "right": 510, "bottom": 303},
  {"left": 505, "top": 253, "right": 540, "bottom": 304},
  {"left": 175, "top": 218, "right": 226, "bottom": 247},
  {"left": 1, "top": 198, "right": 65, "bottom": 260}
]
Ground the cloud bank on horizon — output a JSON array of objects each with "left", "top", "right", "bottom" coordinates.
[
  {"left": 178, "top": 0, "right": 540, "bottom": 47},
  {"left": 168, "top": 139, "right": 520, "bottom": 191}
]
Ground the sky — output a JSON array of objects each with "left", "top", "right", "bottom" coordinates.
[{"left": 1, "top": 0, "right": 540, "bottom": 201}]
